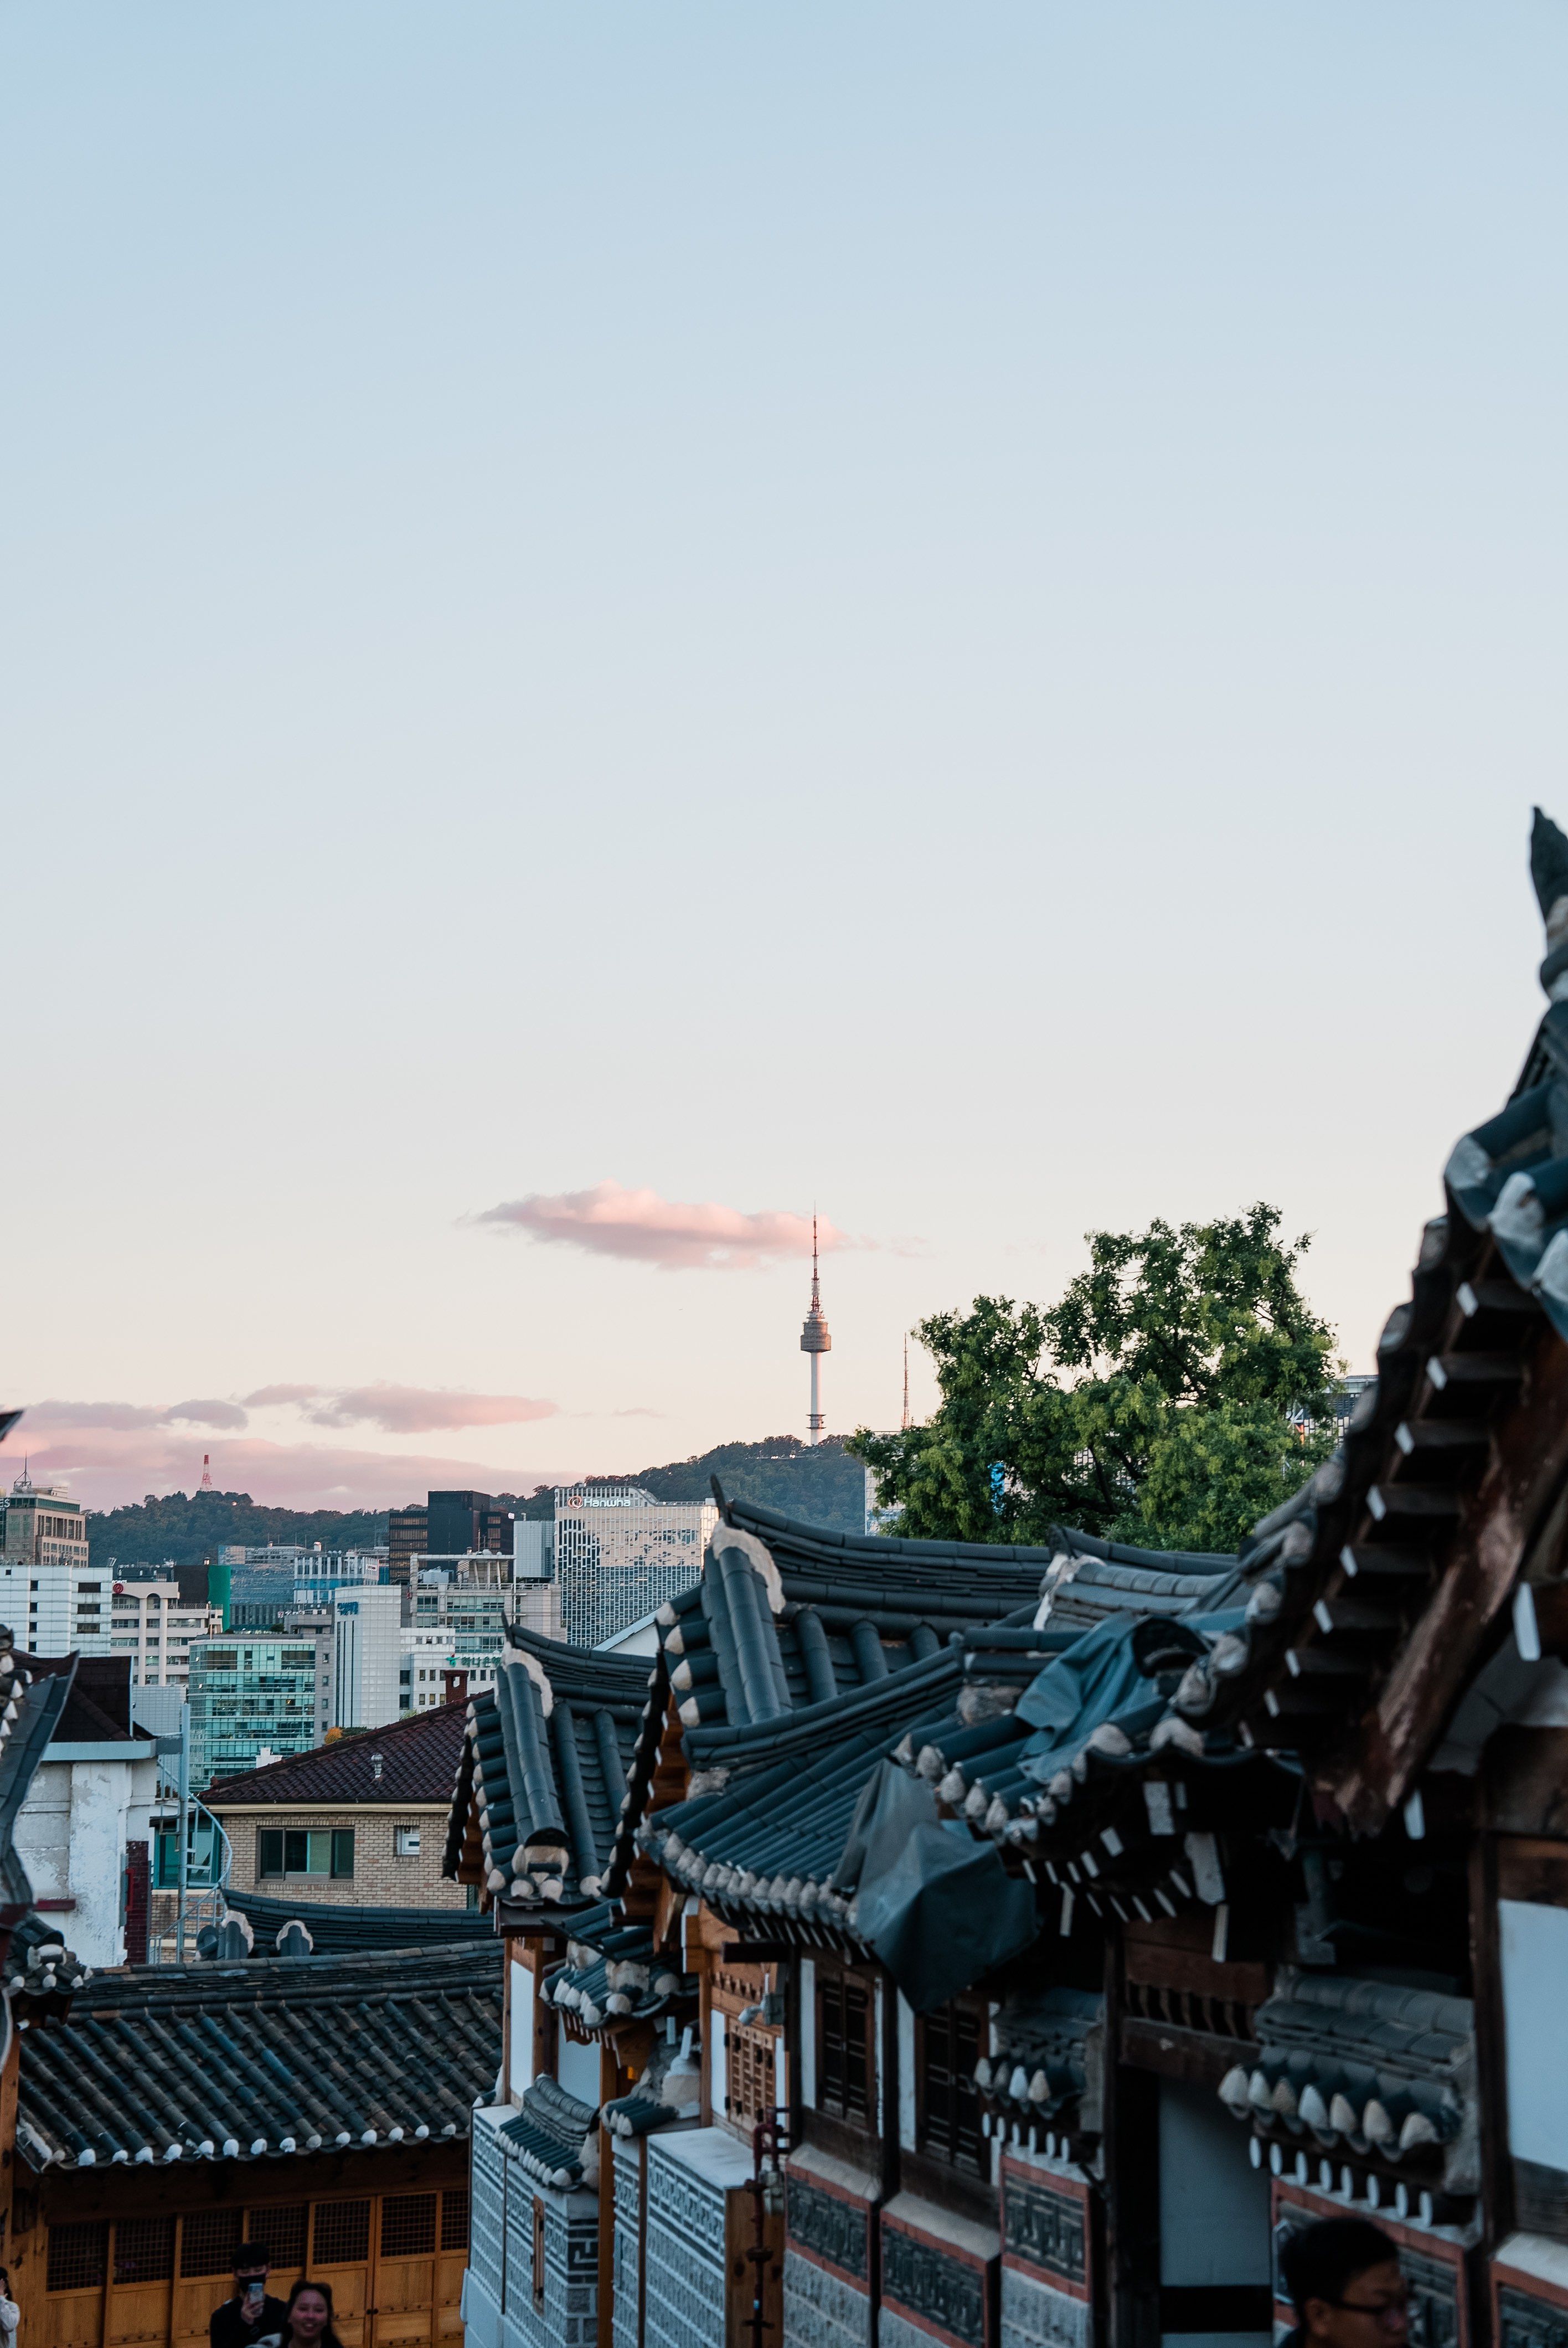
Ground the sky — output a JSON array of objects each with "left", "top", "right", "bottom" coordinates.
[{"left": 2, "top": 3, "right": 1565, "bottom": 1512}]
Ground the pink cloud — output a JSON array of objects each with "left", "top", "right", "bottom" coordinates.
[
  {"left": 473, "top": 1180, "right": 850, "bottom": 1271},
  {"left": 11, "top": 1432, "right": 573, "bottom": 1515},
  {"left": 243, "top": 1383, "right": 323, "bottom": 1408},
  {"left": 25, "top": 1396, "right": 249, "bottom": 1433},
  {"left": 302, "top": 1386, "right": 558, "bottom": 1435}
]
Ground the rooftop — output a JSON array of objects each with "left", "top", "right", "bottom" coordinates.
[{"left": 205, "top": 1702, "right": 467, "bottom": 1807}]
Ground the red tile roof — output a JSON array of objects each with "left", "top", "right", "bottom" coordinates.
[{"left": 204, "top": 1703, "right": 466, "bottom": 1806}]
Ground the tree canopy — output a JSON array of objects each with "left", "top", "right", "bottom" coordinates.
[{"left": 849, "top": 1205, "right": 1340, "bottom": 1554}]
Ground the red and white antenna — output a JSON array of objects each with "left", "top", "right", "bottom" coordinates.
[
  {"left": 902, "top": 1333, "right": 910, "bottom": 1430},
  {"left": 200, "top": 1454, "right": 213, "bottom": 1492}
]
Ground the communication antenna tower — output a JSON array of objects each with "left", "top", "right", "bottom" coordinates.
[
  {"left": 200, "top": 1454, "right": 213, "bottom": 1492},
  {"left": 902, "top": 1334, "right": 910, "bottom": 1430},
  {"left": 800, "top": 1213, "right": 832, "bottom": 1445}
]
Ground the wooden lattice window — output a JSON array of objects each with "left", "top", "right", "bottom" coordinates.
[
  {"left": 246, "top": 2206, "right": 307, "bottom": 2272},
  {"left": 114, "top": 2218, "right": 175, "bottom": 2284},
  {"left": 817, "top": 1970, "right": 873, "bottom": 2126},
  {"left": 47, "top": 2223, "right": 107, "bottom": 2294},
  {"left": 727, "top": 2023, "right": 776, "bottom": 2128},
  {"left": 381, "top": 2196, "right": 437, "bottom": 2259},
  {"left": 917, "top": 2000, "right": 984, "bottom": 2176},
  {"left": 180, "top": 2211, "right": 243, "bottom": 2278},
  {"left": 312, "top": 2201, "right": 370, "bottom": 2267},
  {"left": 441, "top": 2190, "right": 470, "bottom": 2253}
]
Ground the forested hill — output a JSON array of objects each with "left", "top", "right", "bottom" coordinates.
[
  {"left": 631, "top": 1436, "right": 866, "bottom": 1528},
  {"left": 84, "top": 1436, "right": 869, "bottom": 1571},
  {"left": 85, "top": 1491, "right": 391, "bottom": 1573}
]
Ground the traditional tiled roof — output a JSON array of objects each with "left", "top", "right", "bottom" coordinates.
[
  {"left": 636, "top": 1646, "right": 972, "bottom": 1931},
  {"left": 500, "top": 2077, "right": 599, "bottom": 2190},
  {"left": 221, "top": 1887, "right": 493, "bottom": 1954},
  {"left": 541, "top": 1904, "right": 693, "bottom": 2036},
  {"left": 17, "top": 1941, "right": 502, "bottom": 2171},
  {"left": 205, "top": 1703, "right": 467, "bottom": 1808},
  {"left": 0, "top": 1646, "right": 79, "bottom": 1931},
  {"left": 667, "top": 1496, "right": 1053, "bottom": 1729},
  {"left": 975, "top": 1986, "right": 1103, "bottom": 2138},
  {"left": 601, "top": 1505, "right": 1060, "bottom": 1898},
  {"left": 1217, "top": 1968, "right": 1476, "bottom": 2202},
  {"left": 443, "top": 1626, "right": 653, "bottom": 1914}
]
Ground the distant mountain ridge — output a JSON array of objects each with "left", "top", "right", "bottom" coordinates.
[{"left": 82, "top": 1435, "right": 869, "bottom": 1572}]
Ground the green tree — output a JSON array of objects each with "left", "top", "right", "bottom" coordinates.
[{"left": 849, "top": 1206, "right": 1340, "bottom": 1553}]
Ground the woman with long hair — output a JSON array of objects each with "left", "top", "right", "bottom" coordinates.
[{"left": 254, "top": 2280, "right": 341, "bottom": 2348}]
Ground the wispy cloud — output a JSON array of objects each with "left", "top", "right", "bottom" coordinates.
[
  {"left": 472, "top": 1180, "right": 850, "bottom": 1271},
  {"left": 299, "top": 1386, "right": 556, "bottom": 1435},
  {"left": 26, "top": 1397, "right": 249, "bottom": 1433}
]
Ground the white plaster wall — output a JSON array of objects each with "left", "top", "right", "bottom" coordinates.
[
  {"left": 710, "top": 2009, "right": 728, "bottom": 2119},
  {"left": 14, "top": 1753, "right": 159, "bottom": 1969},
  {"left": 556, "top": 2029, "right": 601, "bottom": 2109},
  {"left": 507, "top": 1959, "right": 535, "bottom": 2102},
  {"left": 1502, "top": 1898, "right": 1568, "bottom": 2170},
  {"left": 897, "top": 1994, "right": 917, "bottom": 2151},
  {"left": 800, "top": 1958, "right": 817, "bottom": 2107},
  {"left": 13, "top": 1760, "right": 70, "bottom": 1907}
]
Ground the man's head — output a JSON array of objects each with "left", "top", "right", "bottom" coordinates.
[
  {"left": 233, "top": 2245, "right": 271, "bottom": 2303},
  {"left": 1280, "top": 2219, "right": 1407, "bottom": 2348}
]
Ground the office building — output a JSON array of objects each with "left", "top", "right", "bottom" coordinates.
[
  {"left": 187, "top": 1630, "right": 327, "bottom": 1789},
  {"left": 387, "top": 1503, "right": 427, "bottom": 1587},
  {"left": 408, "top": 1569, "right": 512, "bottom": 1687},
  {"left": 400, "top": 1623, "right": 498, "bottom": 1711},
  {"left": 427, "top": 1489, "right": 513, "bottom": 1559},
  {"left": 106, "top": 1576, "right": 223, "bottom": 1686},
  {"left": 549, "top": 1484, "right": 718, "bottom": 1649},
  {"left": 328, "top": 1584, "right": 402, "bottom": 1734}
]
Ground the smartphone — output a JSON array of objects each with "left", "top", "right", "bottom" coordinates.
[{"left": 243, "top": 2285, "right": 264, "bottom": 2320}]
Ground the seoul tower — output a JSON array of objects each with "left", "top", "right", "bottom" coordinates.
[{"left": 800, "top": 1216, "right": 832, "bottom": 1444}]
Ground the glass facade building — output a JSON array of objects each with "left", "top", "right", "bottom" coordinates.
[
  {"left": 552, "top": 1486, "right": 718, "bottom": 1649},
  {"left": 187, "top": 1634, "right": 323, "bottom": 1789}
]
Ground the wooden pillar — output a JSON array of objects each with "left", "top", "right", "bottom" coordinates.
[{"left": 0, "top": 2025, "right": 19, "bottom": 2257}]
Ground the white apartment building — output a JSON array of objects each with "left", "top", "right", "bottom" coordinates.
[
  {"left": 107, "top": 1577, "right": 224, "bottom": 1686},
  {"left": 399, "top": 1624, "right": 499, "bottom": 1712}
]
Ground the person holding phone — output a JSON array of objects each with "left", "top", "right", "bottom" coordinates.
[{"left": 210, "top": 2245, "right": 286, "bottom": 2348}]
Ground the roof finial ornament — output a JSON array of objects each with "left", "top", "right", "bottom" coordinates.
[{"left": 1532, "top": 807, "right": 1568, "bottom": 1000}]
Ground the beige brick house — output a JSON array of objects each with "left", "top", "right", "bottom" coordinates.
[{"left": 205, "top": 1701, "right": 472, "bottom": 1910}]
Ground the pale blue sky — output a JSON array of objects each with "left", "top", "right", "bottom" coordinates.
[{"left": 3, "top": 4, "right": 1563, "bottom": 1507}]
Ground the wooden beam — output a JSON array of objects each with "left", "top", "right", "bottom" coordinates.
[{"left": 1332, "top": 1324, "right": 1568, "bottom": 1831}]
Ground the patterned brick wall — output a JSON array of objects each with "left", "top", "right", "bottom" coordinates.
[
  {"left": 612, "top": 2135, "right": 643, "bottom": 2348},
  {"left": 644, "top": 2138, "right": 730, "bottom": 2348},
  {"left": 216, "top": 1807, "right": 466, "bottom": 1907},
  {"left": 782, "top": 2249, "right": 871, "bottom": 2348}
]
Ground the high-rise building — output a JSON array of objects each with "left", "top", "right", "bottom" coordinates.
[
  {"left": 387, "top": 1506, "right": 427, "bottom": 1588},
  {"left": 549, "top": 1485, "right": 718, "bottom": 1649},
  {"left": 0, "top": 1477, "right": 109, "bottom": 1655},
  {"left": 800, "top": 1219, "right": 832, "bottom": 1444},
  {"left": 187, "top": 1631, "right": 327, "bottom": 1789},
  {"left": 328, "top": 1585, "right": 403, "bottom": 1735},
  {"left": 427, "top": 1490, "right": 513, "bottom": 1559}
]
